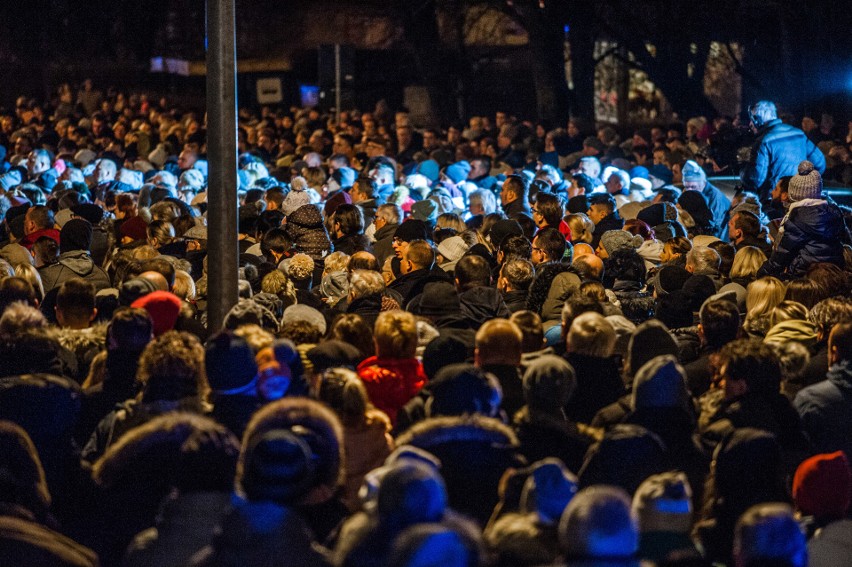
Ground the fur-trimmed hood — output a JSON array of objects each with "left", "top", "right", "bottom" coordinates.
[{"left": 396, "top": 413, "right": 519, "bottom": 449}]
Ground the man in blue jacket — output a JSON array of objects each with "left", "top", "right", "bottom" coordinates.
[{"left": 741, "top": 100, "right": 826, "bottom": 202}]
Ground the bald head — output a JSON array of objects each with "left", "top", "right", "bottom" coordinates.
[
  {"left": 573, "top": 254, "right": 604, "bottom": 281},
  {"left": 573, "top": 243, "right": 595, "bottom": 258},
  {"left": 139, "top": 271, "right": 169, "bottom": 292}
]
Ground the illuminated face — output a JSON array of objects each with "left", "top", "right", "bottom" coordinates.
[
  {"left": 392, "top": 237, "right": 410, "bottom": 259},
  {"left": 682, "top": 180, "right": 705, "bottom": 192},
  {"left": 587, "top": 204, "right": 608, "bottom": 224}
]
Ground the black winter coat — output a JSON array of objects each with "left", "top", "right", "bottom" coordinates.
[{"left": 758, "top": 199, "right": 849, "bottom": 278}]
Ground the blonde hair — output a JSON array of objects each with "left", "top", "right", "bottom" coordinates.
[
  {"left": 233, "top": 324, "right": 275, "bottom": 352},
  {"left": 172, "top": 269, "right": 196, "bottom": 301},
  {"left": 286, "top": 253, "right": 314, "bottom": 280},
  {"left": 745, "top": 277, "right": 786, "bottom": 324},
  {"left": 770, "top": 300, "right": 809, "bottom": 328},
  {"left": 565, "top": 214, "right": 595, "bottom": 244},
  {"left": 475, "top": 319, "right": 523, "bottom": 366},
  {"left": 567, "top": 312, "right": 616, "bottom": 357},
  {"left": 436, "top": 213, "right": 466, "bottom": 233},
  {"left": 131, "top": 245, "right": 160, "bottom": 261},
  {"left": 730, "top": 246, "right": 767, "bottom": 281},
  {"left": 373, "top": 310, "right": 418, "bottom": 359},
  {"left": 323, "top": 251, "right": 351, "bottom": 275},
  {"left": 261, "top": 270, "right": 297, "bottom": 306},
  {"left": 317, "top": 368, "right": 372, "bottom": 428},
  {"left": 14, "top": 264, "right": 44, "bottom": 302}
]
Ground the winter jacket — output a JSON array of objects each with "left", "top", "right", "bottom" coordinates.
[
  {"left": 55, "top": 325, "right": 107, "bottom": 384},
  {"left": 701, "top": 181, "right": 732, "bottom": 240},
  {"left": 396, "top": 414, "right": 524, "bottom": 525},
  {"left": 795, "top": 360, "right": 852, "bottom": 459},
  {"left": 513, "top": 407, "right": 594, "bottom": 474},
  {"left": 354, "top": 199, "right": 378, "bottom": 229},
  {"left": 357, "top": 356, "right": 427, "bottom": 424},
  {"left": 332, "top": 233, "right": 372, "bottom": 256},
  {"left": 526, "top": 262, "right": 579, "bottom": 321},
  {"left": 124, "top": 491, "right": 232, "bottom": 567},
  {"left": 758, "top": 198, "right": 849, "bottom": 278},
  {"left": 388, "top": 266, "right": 452, "bottom": 308},
  {"left": 340, "top": 409, "right": 394, "bottom": 511},
  {"left": 371, "top": 223, "right": 397, "bottom": 266},
  {"left": 190, "top": 500, "right": 331, "bottom": 567},
  {"left": 346, "top": 293, "right": 383, "bottom": 331},
  {"left": 502, "top": 196, "right": 531, "bottom": 219},
  {"left": 19, "top": 227, "right": 61, "bottom": 250},
  {"left": 563, "top": 352, "right": 625, "bottom": 425},
  {"left": 807, "top": 519, "right": 852, "bottom": 567},
  {"left": 459, "top": 286, "right": 510, "bottom": 329},
  {"left": 502, "top": 289, "right": 529, "bottom": 313},
  {"left": 742, "top": 118, "right": 827, "bottom": 201},
  {"left": 39, "top": 250, "right": 111, "bottom": 293},
  {"left": 612, "top": 282, "right": 655, "bottom": 325}
]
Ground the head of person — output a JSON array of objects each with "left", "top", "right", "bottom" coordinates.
[
  {"left": 475, "top": 318, "right": 523, "bottom": 367},
  {"left": 558, "top": 486, "right": 638, "bottom": 562},
  {"left": 730, "top": 246, "right": 767, "bottom": 282},
  {"left": 809, "top": 298, "right": 852, "bottom": 343},
  {"left": 681, "top": 160, "right": 707, "bottom": 192},
  {"left": 510, "top": 310, "right": 545, "bottom": 353},
  {"left": 699, "top": 298, "right": 741, "bottom": 352},
  {"left": 500, "top": 175, "right": 528, "bottom": 207},
  {"left": 454, "top": 255, "right": 491, "bottom": 292},
  {"left": 587, "top": 193, "right": 617, "bottom": 225},
  {"left": 728, "top": 211, "right": 762, "bottom": 246},
  {"left": 375, "top": 203, "right": 402, "bottom": 230},
  {"left": 137, "top": 330, "right": 208, "bottom": 403},
  {"left": 829, "top": 322, "right": 852, "bottom": 366},
  {"left": 348, "top": 269, "right": 385, "bottom": 303},
  {"left": 685, "top": 245, "right": 721, "bottom": 276},
  {"left": 718, "top": 338, "right": 781, "bottom": 400},
  {"left": 746, "top": 277, "right": 786, "bottom": 323},
  {"left": 374, "top": 310, "right": 418, "bottom": 360},
  {"left": 332, "top": 203, "right": 364, "bottom": 238},
  {"left": 567, "top": 312, "right": 616, "bottom": 358},
  {"left": 55, "top": 278, "right": 97, "bottom": 329},
  {"left": 401, "top": 239, "right": 435, "bottom": 275},
  {"left": 532, "top": 227, "right": 566, "bottom": 265},
  {"left": 24, "top": 205, "right": 53, "bottom": 236},
  {"left": 498, "top": 258, "right": 535, "bottom": 294},
  {"left": 733, "top": 503, "right": 806, "bottom": 567},
  {"left": 532, "top": 192, "right": 565, "bottom": 229},
  {"left": 748, "top": 100, "right": 778, "bottom": 129}
]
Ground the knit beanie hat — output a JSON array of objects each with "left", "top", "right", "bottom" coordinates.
[
  {"left": 281, "top": 304, "right": 327, "bottom": 335},
  {"left": 323, "top": 190, "right": 351, "bottom": 217},
  {"left": 320, "top": 270, "right": 349, "bottom": 304},
  {"left": 444, "top": 161, "right": 470, "bottom": 184},
  {"left": 600, "top": 230, "right": 643, "bottom": 256},
  {"left": 59, "top": 218, "right": 93, "bottom": 253},
  {"left": 417, "top": 159, "right": 440, "bottom": 182},
  {"left": 118, "top": 277, "right": 157, "bottom": 306},
  {"left": 410, "top": 199, "right": 438, "bottom": 224},
  {"left": 378, "top": 460, "right": 447, "bottom": 524},
  {"left": 788, "top": 160, "right": 823, "bottom": 201},
  {"left": 489, "top": 219, "right": 523, "bottom": 248},
  {"left": 131, "top": 291, "right": 182, "bottom": 336},
  {"left": 239, "top": 428, "right": 316, "bottom": 505},
  {"left": 523, "top": 354, "right": 577, "bottom": 412},
  {"left": 793, "top": 451, "right": 852, "bottom": 520},
  {"left": 681, "top": 160, "right": 706, "bottom": 183},
  {"left": 627, "top": 321, "right": 679, "bottom": 377},
  {"left": 120, "top": 216, "right": 149, "bottom": 242},
  {"left": 631, "top": 355, "right": 691, "bottom": 411},
  {"left": 637, "top": 202, "right": 678, "bottom": 228},
  {"left": 223, "top": 298, "right": 278, "bottom": 331},
  {"left": 650, "top": 264, "right": 691, "bottom": 297},
  {"left": 520, "top": 458, "right": 579, "bottom": 525},
  {"left": 331, "top": 166, "right": 356, "bottom": 189},
  {"left": 71, "top": 203, "right": 105, "bottom": 225},
  {"left": 632, "top": 471, "right": 693, "bottom": 533},
  {"left": 437, "top": 236, "right": 469, "bottom": 263},
  {"left": 281, "top": 253, "right": 315, "bottom": 282},
  {"left": 394, "top": 219, "right": 430, "bottom": 243},
  {"left": 421, "top": 335, "right": 468, "bottom": 380},
  {"left": 205, "top": 330, "right": 259, "bottom": 394}
]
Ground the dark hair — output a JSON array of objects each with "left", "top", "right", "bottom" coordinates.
[
  {"left": 709, "top": 241, "right": 736, "bottom": 279},
  {"left": 329, "top": 314, "right": 374, "bottom": 361},
  {"left": 655, "top": 187, "right": 680, "bottom": 204},
  {"left": 784, "top": 278, "right": 827, "bottom": 310},
  {"left": 108, "top": 307, "right": 154, "bottom": 351},
  {"left": 455, "top": 255, "right": 491, "bottom": 291},
  {"left": 499, "top": 234, "right": 532, "bottom": 262},
  {"left": 805, "top": 263, "right": 849, "bottom": 299},
  {"left": 604, "top": 248, "right": 647, "bottom": 286},
  {"left": 260, "top": 228, "right": 292, "bottom": 259},
  {"left": 26, "top": 205, "right": 53, "bottom": 230},
  {"left": 588, "top": 193, "right": 616, "bottom": 213},
  {"left": 700, "top": 299, "right": 741, "bottom": 350},
  {"left": 353, "top": 177, "right": 377, "bottom": 200},
  {"left": 333, "top": 204, "right": 364, "bottom": 236},
  {"left": 500, "top": 259, "right": 535, "bottom": 292},
  {"left": 534, "top": 227, "right": 567, "bottom": 263},
  {"left": 831, "top": 322, "right": 852, "bottom": 362},
  {"left": 534, "top": 192, "right": 565, "bottom": 228},
  {"left": 510, "top": 310, "right": 544, "bottom": 352},
  {"left": 623, "top": 219, "right": 654, "bottom": 241},
  {"left": 666, "top": 236, "right": 693, "bottom": 257},
  {"left": 56, "top": 278, "right": 96, "bottom": 321},
  {"left": 719, "top": 338, "right": 781, "bottom": 394},
  {"left": 405, "top": 240, "right": 435, "bottom": 270},
  {"left": 733, "top": 211, "right": 761, "bottom": 238},
  {"left": 502, "top": 175, "right": 528, "bottom": 200},
  {"left": 279, "top": 319, "right": 323, "bottom": 345}
]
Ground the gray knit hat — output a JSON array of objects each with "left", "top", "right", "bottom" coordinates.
[
  {"left": 600, "top": 230, "right": 643, "bottom": 256},
  {"left": 788, "top": 160, "right": 823, "bottom": 201}
]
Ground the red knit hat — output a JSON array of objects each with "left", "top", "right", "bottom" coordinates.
[
  {"left": 793, "top": 451, "right": 852, "bottom": 520},
  {"left": 131, "top": 291, "right": 182, "bottom": 336}
]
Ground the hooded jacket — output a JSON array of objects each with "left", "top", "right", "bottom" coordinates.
[
  {"left": 284, "top": 205, "right": 331, "bottom": 262},
  {"left": 563, "top": 352, "right": 625, "bottom": 425},
  {"left": 795, "top": 360, "right": 852, "bottom": 459},
  {"left": 371, "top": 222, "right": 398, "bottom": 266},
  {"left": 459, "top": 286, "right": 510, "bottom": 329},
  {"left": 388, "top": 266, "right": 453, "bottom": 308},
  {"left": 39, "top": 250, "right": 111, "bottom": 293},
  {"left": 758, "top": 198, "right": 849, "bottom": 278},
  {"left": 357, "top": 356, "right": 427, "bottom": 424}
]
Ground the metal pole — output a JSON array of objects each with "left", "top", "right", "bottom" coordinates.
[
  {"left": 335, "top": 43, "right": 342, "bottom": 125},
  {"left": 206, "top": 0, "right": 239, "bottom": 331}
]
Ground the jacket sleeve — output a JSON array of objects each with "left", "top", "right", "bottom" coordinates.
[
  {"left": 806, "top": 141, "right": 827, "bottom": 174},
  {"left": 757, "top": 217, "right": 806, "bottom": 277},
  {"left": 741, "top": 141, "right": 769, "bottom": 192}
]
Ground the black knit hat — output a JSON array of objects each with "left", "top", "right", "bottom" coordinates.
[
  {"left": 427, "top": 363, "right": 502, "bottom": 418},
  {"left": 205, "top": 330, "right": 259, "bottom": 393},
  {"left": 407, "top": 282, "right": 460, "bottom": 317},
  {"left": 627, "top": 320, "right": 679, "bottom": 378},
  {"left": 394, "top": 219, "right": 430, "bottom": 243},
  {"left": 59, "top": 218, "right": 92, "bottom": 253},
  {"left": 306, "top": 340, "right": 362, "bottom": 372},
  {"left": 422, "top": 336, "right": 468, "bottom": 380}
]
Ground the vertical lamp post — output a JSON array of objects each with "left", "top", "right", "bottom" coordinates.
[{"left": 205, "top": 0, "right": 239, "bottom": 330}]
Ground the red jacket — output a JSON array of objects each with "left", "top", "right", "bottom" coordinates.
[
  {"left": 357, "top": 356, "right": 426, "bottom": 424},
  {"left": 20, "top": 227, "right": 60, "bottom": 250}
]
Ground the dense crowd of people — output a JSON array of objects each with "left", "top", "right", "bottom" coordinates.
[{"left": 0, "top": 81, "right": 851, "bottom": 566}]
